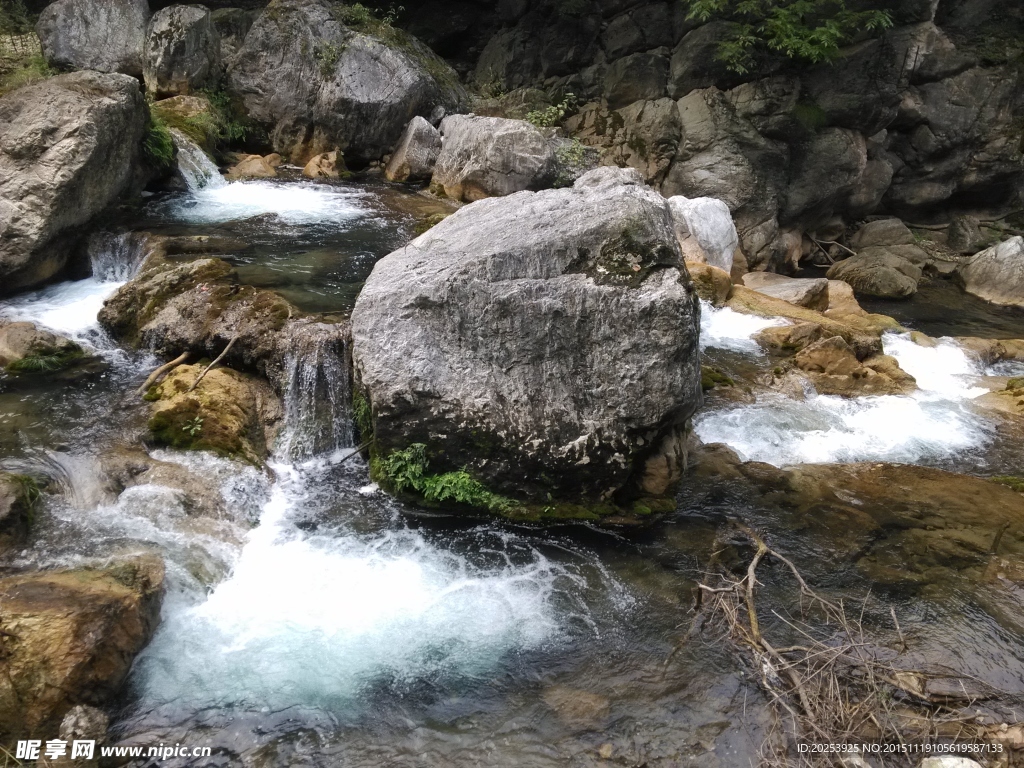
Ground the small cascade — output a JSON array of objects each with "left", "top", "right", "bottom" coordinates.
[
  {"left": 170, "top": 128, "right": 226, "bottom": 192},
  {"left": 280, "top": 322, "right": 355, "bottom": 460},
  {"left": 87, "top": 231, "right": 147, "bottom": 282}
]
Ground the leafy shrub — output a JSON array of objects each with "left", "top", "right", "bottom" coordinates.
[
  {"left": 526, "top": 94, "right": 578, "bottom": 128},
  {"left": 683, "top": 0, "right": 894, "bottom": 74},
  {"left": 376, "top": 443, "right": 519, "bottom": 514}
]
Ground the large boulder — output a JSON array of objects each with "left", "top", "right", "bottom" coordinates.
[
  {"left": 431, "top": 114, "right": 556, "bottom": 201},
  {"left": 144, "top": 4, "right": 222, "bottom": 98},
  {"left": 227, "top": 0, "right": 467, "bottom": 165},
  {"left": 666, "top": 195, "right": 739, "bottom": 273},
  {"left": 36, "top": 0, "right": 150, "bottom": 76},
  {"left": 0, "top": 556, "right": 164, "bottom": 741},
  {"left": 385, "top": 116, "right": 442, "bottom": 182},
  {"left": 351, "top": 167, "right": 703, "bottom": 518},
  {"left": 827, "top": 249, "right": 923, "bottom": 298},
  {"left": 957, "top": 236, "right": 1024, "bottom": 308},
  {"left": 0, "top": 72, "right": 146, "bottom": 295}
]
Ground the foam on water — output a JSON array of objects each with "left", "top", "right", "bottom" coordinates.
[
  {"left": 1, "top": 277, "right": 122, "bottom": 346},
  {"left": 699, "top": 299, "right": 788, "bottom": 354},
  {"left": 133, "top": 460, "right": 598, "bottom": 713},
  {"left": 697, "top": 302, "right": 996, "bottom": 466},
  {"left": 167, "top": 180, "right": 369, "bottom": 226}
]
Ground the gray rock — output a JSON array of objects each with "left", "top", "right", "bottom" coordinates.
[
  {"left": 210, "top": 8, "right": 259, "bottom": 61},
  {"left": 740, "top": 273, "right": 830, "bottom": 310},
  {"left": 432, "top": 114, "right": 556, "bottom": 201},
  {"left": 351, "top": 167, "right": 702, "bottom": 510},
  {"left": 385, "top": 116, "right": 442, "bottom": 183},
  {"left": 144, "top": 4, "right": 222, "bottom": 98},
  {"left": 37, "top": 0, "right": 150, "bottom": 76},
  {"left": 668, "top": 21, "right": 745, "bottom": 99},
  {"left": 228, "top": 0, "right": 467, "bottom": 165},
  {"left": 663, "top": 87, "right": 788, "bottom": 269},
  {"left": 850, "top": 218, "right": 916, "bottom": 248},
  {"left": 958, "top": 236, "right": 1024, "bottom": 308},
  {"left": 0, "top": 72, "right": 146, "bottom": 295},
  {"left": 827, "top": 249, "right": 922, "bottom": 298},
  {"left": 724, "top": 75, "right": 801, "bottom": 140},
  {"left": 783, "top": 128, "right": 867, "bottom": 226},
  {"left": 0, "top": 321, "right": 82, "bottom": 369},
  {"left": 603, "top": 51, "right": 668, "bottom": 109},
  {"left": 946, "top": 214, "right": 984, "bottom": 254},
  {"left": 666, "top": 195, "right": 738, "bottom": 272}
]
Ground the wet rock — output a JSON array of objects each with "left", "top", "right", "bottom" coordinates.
[
  {"left": 36, "top": 0, "right": 150, "bottom": 76},
  {"left": 975, "top": 377, "right": 1024, "bottom": 418},
  {"left": 385, "top": 116, "right": 441, "bottom": 182},
  {"left": 227, "top": 0, "right": 466, "bottom": 165},
  {"left": 946, "top": 214, "right": 985, "bottom": 254},
  {"left": 162, "top": 234, "right": 251, "bottom": 255},
  {"left": 0, "top": 473, "right": 38, "bottom": 548},
  {"left": 953, "top": 336, "right": 1024, "bottom": 366},
  {"left": 352, "top": 167, "right": 702, "bottom": 514},
  {"left": 755, "top": 322, "right": 825, "bottom": 354},
  {"left": 687, "top": 262, "right": 733, "bottom": 307},
  {"left": 98, "top": 255, "right": 296, "bottom": 383},
  {"left": 53, "top": 705, "right": 109, "bottom": 768},
  {"left": 850, "top": 218, "right": 916, "bottom": 248},
  {"left": 728, "top": 286, "right": 900, "bottom": 358},
  {"left": 957, "top": 236, "right": 1024, "bottom": 309},
  {"left": 666, "top": 195, "right": 738, "bottom": 273},
  {"left": 0, "top": 555, "right": 164, "bottom": 741},
  {"left": 826, "top": 249, "right": 922, "bottom": 298},
  {"left": 225, "top": 154, "right": 277, "bottom": 180},
  {"left": 431, "top": 114, "right": 556, "bottom": 201},
  {"left": 145, "top": 363, "right": 279, "bottom": 465},
  {"left": 604, "top": 50, "right": 668, "bottom": 109},
  {"left": 302, "top": 150, "right": 346, "bottom": 180},
  {"left": 740, "top": 273, "right": 830, "bottom": 311},
  {"left": 0, "top": 321, "right": 85, "bottom": 374},
  {"left": 0, "top": 72, "right": 147, "bottom": 295},
  {"left": 789, "top": 336, "right": 916, "bottom": 397},
  {"left": 144, "top": 4, "right": 222, "bottom": 98}
]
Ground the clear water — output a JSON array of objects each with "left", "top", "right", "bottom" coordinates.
[{"left": 2, "top": 171, "right": 1023, "bottom": 766}]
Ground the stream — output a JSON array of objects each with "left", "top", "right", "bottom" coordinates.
[{"left": 1, "top": 143, "right": 1023, "bottom": 767}]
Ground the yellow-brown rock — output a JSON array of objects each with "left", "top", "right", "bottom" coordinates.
[
  {"left": 302, "top": 150, "right": 346, "bottom": 180},
  {"left": 0, "top": 556, "right": 164, "bottom": 740},
  {"left": 686, "top": 261, "right": 732, "bottom": 306}
]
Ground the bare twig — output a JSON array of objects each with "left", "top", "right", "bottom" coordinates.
[
  {"left": 187, "top": 336, "right": 239, "bottom": 393},
  {"left": 136, "top": 351, "right": 190, "bottom": 396}
]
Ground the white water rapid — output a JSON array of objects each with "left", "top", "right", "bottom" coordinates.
[{"left": 697, "top": 303, "right": 998, "bottom": 466}]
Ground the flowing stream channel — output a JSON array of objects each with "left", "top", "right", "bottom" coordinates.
[{"left": 2, "top": 143, "right": 1024, "bottom": 766}]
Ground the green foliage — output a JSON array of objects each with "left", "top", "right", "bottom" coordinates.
[
  {"left": 144, "top": 111, "right": 176, "bottom": 170},
  {"left": 6, "top": 344, "right": 84, "bottom": 374},
  {"left": 9, "top": 473, "right": 40, "bottom": 524},
  {"left": 683, "top": 0, "right": 894, "bottom": 74},
  {"left": 553, "top": 139, "right": 592, "bottom": 187},
  {"left": 352, "top": 391, "right": 373, "bottom": 438},
  {"left": 376, "top": 443, "right": 520, "bottom": 514},
  {"left": 315, "top": 41, "right": 343, "bottom": 77},
  {"left": 526, "top": 94, "right": 578, "bottom": 128},
  {"left": 182, "top": 416, "right": 205, "bottom": 438},
  {"left": 0, "top": 54, "right": 54, "bottom": 95},
  {"left": 0, "top": 0, "right": 32, "bottom": 35},
  {"left": 151, "top": 89, "right": 249, "bottom": 152}
]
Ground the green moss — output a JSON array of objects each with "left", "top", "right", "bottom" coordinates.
[
  {"left": 553, "top": 139, "right": 590, "bottom": 188},
  {"left": 6, "top": 343, "right": 85, "bottom": 375},
  {"left": 151, "top": 89, "right": 251, "bottom": 154},
  {"left": 701, "top": 365, "right": 735, "bottom": 391},
  {"left": 793, "top": 101, "right": 827, "bottom": 132},
  {"left": 314, "top": 41, "right": 343, "bottom": 77},
  {"left": 374, "top": 443, "right": 520, "bottom": 514},
  {"left": 992, "top": 476, "right": 1024, "bottom": 493},
  {"left": 414, "top": 212, "right": 449, "bottom": 235},
  {"left": 1007, "top": 377, "right": 1024, "bottom": 391}
]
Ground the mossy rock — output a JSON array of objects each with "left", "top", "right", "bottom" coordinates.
[
  {"left": 701, "top": 365, "right": 735, "bottom": 391},
  {"left": 0, "top": 473, "right": 40, "bottom": 546},
  {"left": 146, "top": 364, "right": 270, "bottom": 465}
]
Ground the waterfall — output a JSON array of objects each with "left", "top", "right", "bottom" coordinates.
[
  {"left": 280, "top": 322, "right": 355, "bottom": 460},
  {"left": 87, "top": 231, "right": 146, "bottom": 282},
  {"left": 170, "top": 128, "right": 226, "bottom": 192}
]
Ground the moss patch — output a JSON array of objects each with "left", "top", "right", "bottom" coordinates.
[
  {"left": 5, "top": 343, "right": 85, "bottom": 375},
  {"left": 992, "top": 476, "right": 1024, "bottom": 493},
  {"left": 701, "top": 365, "right": 735, "bottom": 391},
  {"left": 413, "top": 212, "right": 450, "bottom": 235}
]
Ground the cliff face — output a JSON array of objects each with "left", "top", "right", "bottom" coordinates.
[{"left": 397, "top": 0, "right": 1024, "bottom": 268}]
